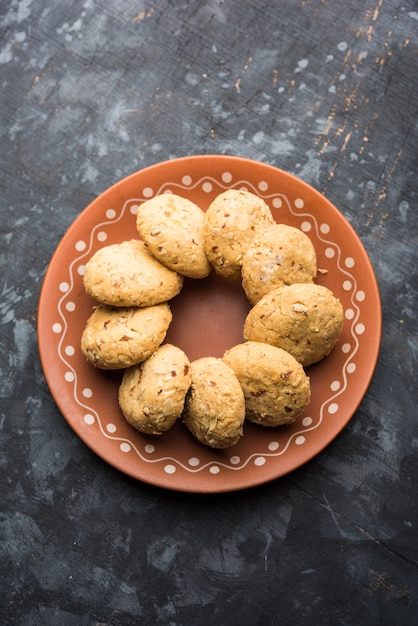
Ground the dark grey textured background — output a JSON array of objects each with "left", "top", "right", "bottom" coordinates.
[{"left": 1, "top": 1, "right": 417, "bottom": 624}]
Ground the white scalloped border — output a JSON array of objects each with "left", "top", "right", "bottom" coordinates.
[{"left": 53, "top": 173, "right": 364, "bottom": 477}]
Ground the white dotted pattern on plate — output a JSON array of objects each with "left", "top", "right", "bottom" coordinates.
[{"left": 53, "top": 173, "right": 363, "bottom": 476}]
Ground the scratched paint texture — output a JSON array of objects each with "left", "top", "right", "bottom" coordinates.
[{"left": 1, "top": 0, "right": 417, "bottom": 624}]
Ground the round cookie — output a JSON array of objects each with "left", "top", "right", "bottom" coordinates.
[
  {"left": 83, "top": 239, "right": 183, "bottom": 307},
  {"left": 244, "top": 283, "right": 344, "bottom": 366},
  {"left": 182, "top": 357, "right": 245, "bottom": 448},
  {"left": 241, "top": 223, "right": 317, "bottom": 304},
  {"left": 136, "top": 193, "right": 211, "bottom": 279},
  {"left": 118, "top": 344, "right": 191, "bottom": 435},
  {"left": 203, "top": 189, "right": 274, "bottom": 280},
  {"left": 223, "top": 341, "right": 310, "bottom": 427},
  {"left": 81, "top": 303, "right": 172, "bottom": 369}
]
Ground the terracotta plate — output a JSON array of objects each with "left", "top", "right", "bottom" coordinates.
[{"left": 38, "top": 155, "right": 382, "bottom": 493}]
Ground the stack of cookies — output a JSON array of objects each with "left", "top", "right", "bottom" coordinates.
[{"left": 80, "top": 190, "right": 343, "bottom": 449}]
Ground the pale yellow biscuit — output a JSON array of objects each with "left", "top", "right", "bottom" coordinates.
[
  {"left": 118, "top": 344, "right": 191, "bottom": 435},
  {"left": 81, "top": 303, "right": 172, "bottom": 369},
  {"left": 223, "top": 341, "right": 310, "bottom": 427},
  {"left": 83, "top": 239, "right": 183, "bottom": 307},
  {"left": 244, "top": 283, "right": 344, "bottom": 366},
  {"left": 182, "top": 357, "right": 245, "bottom": 448},
  {"left": 136, "top": 193, "right": 211, "bottom": 279},
  {"left": 241, "top": 223, "right": 317, "bottom": 304},
  {"left": 203, "top": 189, "right": 274, "bottom": 280}
]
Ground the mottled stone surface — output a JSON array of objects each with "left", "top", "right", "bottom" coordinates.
[{"left": 1, "top": 1, "right": 417, "bottom": 624}]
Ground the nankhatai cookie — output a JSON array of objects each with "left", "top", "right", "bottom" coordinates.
[
  {"left": 244, "top": 283, "right": 344, "bottom": 366},
  {"left": 241, "top": 223, "right": 317, "bottom": 304},
  {"left": 203, "top": 189, "right": 274, "bottom": 280},
  {"left": 81, "top": 303, "right": 172, "bottom": 369},
  {"left": 223, "top": 341, "right": 310, "bottom": 427},
  {"left": 83, "top": 239, "right": 183, "bottom": 307},
  {"left": 136, "top": 193, "right": 211, "bottom": 279},
  {"left": 182, "top": 357, "right": 245, "bottom": 448},
  {"left": 118, "top": 343, "right": 191, "bottom": 435}
]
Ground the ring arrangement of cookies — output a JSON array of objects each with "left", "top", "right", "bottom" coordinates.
[{"left": 81, "top": 189, "right": 344, "bottom": 449}]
